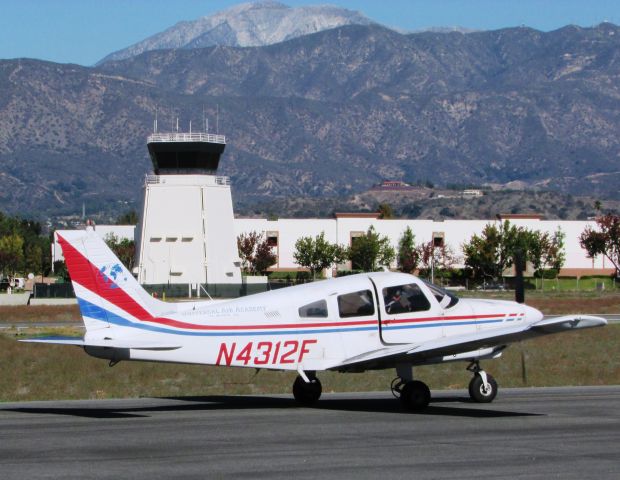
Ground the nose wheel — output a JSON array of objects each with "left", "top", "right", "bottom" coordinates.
[{"left": 467, "top": 361, "right": 498, "bottom": 403}]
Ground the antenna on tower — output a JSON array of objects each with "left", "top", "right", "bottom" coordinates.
[
  {"left": 216, "top": 104, "right": 219, "bottom": 134},
  {"left": 189, "top": 120, "right": 192, "bottom": 134},
  {"left": 203, "top": 105, "right": 206, "bottom": 133},
  {"left": 154, "top": 107, "right": 158, "bottom": 133},
  {"left": 176, "top": 117, "right": 179, "bottom": 132}
]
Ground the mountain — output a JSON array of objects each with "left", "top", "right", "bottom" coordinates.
[
  {"left": 97, "top": 1, "right": 375, "bottom": 64},
  {"left": 2, "top": 23, "right": 620, "bottom": 219}
]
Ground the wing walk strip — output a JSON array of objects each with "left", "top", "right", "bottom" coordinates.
[{"left": 59, "top": 234, "right": 521, "bottom": 337}]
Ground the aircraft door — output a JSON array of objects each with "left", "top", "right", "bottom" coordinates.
[{"left": 378, "top": 281, "right": 444, "bottom": 345}]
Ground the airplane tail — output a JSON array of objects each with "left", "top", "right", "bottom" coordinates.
[{"left": 56, "top": 227, "right": 168, "bottom": 334}]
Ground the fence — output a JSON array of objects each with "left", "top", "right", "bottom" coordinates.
[
  {"left": 30, "top": 275, "right": 618, "bottom": 300},
  {"left": 33, "top": 283, "right": 75, "bottom": 298}
]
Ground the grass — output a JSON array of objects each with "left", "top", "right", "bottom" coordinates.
[
  {"left": 1, "top": 324, "right": 618, "bottom": 402},
  {"left": 538, "top": 276, "right": 618, "bottom": 292},
  {"left": 0, "top": 305, "right": 80, "bottom": 323}
]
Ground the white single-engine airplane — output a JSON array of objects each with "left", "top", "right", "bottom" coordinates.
[{"left": 24, "top": 229, "right": 607, "bottom": 410}]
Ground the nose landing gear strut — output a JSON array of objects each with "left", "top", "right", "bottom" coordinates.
[{"left": 467, "top": 360, "right": 498, "bottom": 403}]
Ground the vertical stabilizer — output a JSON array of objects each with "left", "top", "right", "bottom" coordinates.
[{"left": 57, "top": 228, "right": 166, "bottom": 334}]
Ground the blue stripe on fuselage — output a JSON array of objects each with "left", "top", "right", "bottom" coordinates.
[{"left": 77, "top": 298, "right": 504, "bottom": 337}]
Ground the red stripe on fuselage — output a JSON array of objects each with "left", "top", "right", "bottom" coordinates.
[
  {"left": 146, "top": 317, "right": 377, "bottom": 331},
  {"left": 382, "top": 313, "right": 507, "bottom": 326}
]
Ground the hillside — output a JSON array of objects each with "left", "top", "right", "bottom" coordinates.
[
  {"left": 2, "top": 23, "right": 620, "bottom": 218},
  {"left": 235, "top": 187, "right": 619, "bottom": 221}
]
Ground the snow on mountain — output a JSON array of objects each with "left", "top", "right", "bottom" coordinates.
[{"left": 97, "top": 1, "right": 375, "bottom": 64}]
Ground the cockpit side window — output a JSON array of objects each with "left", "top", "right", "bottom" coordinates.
[
  {"left": 298, "top": 299, "right": 328, "bottom": 318},
  {"left": 383, "top": 283, "right": 431, "bottom": 314},
  {"left": 338, "top": 290, "right": 375, "bottom": 318},
  {"left": 421, "top": 280, "right": 460, "bottom": 309}
]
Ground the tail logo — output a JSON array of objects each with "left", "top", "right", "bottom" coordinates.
[{"left": 99, "top": 263, "right": 126, "bottom": 289}]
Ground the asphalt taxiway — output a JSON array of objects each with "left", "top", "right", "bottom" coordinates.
[{"left": 0, "top": 386, "right": 618, "bottom": 479}]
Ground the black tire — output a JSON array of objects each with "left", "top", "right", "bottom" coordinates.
[
  {"left": 468, "top": 373, "right": 498, "bottom": 403},
  {"left": 292, "top": 375, "right": 322, "bottom": 405},
  {"left": 400, "top": 380, "right": 431, "bottom": 411}
]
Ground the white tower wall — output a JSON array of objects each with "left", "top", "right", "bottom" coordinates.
[{"left": 136, "top": 174, "right": 241, "bottom": 285}]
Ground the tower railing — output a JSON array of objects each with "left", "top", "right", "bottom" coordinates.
[
  {"left": 144, "top": 174, "right": 230, "bottom": 185},
  {"left": 147, "top": 132, "right": 226, "bottom": 144}
]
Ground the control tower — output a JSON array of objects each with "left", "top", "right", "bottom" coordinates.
[{"left": 134, "top": 131, "right": 242, "bottom": 288}]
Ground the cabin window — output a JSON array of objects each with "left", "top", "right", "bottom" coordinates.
[
  {"left": 383, "top": 283, "right": 431, "bottom": 314},
  {"left": 338, "top": 290, "right": 375, "bottom": 318},
  {"left": 298, "top": 300, "right": 328, "bottom": 318}
]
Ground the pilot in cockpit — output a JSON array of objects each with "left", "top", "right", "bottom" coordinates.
[{"left": 385, "top": 288, "right": 410, "bottom": 314}]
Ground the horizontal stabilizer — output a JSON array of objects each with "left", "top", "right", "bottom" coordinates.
[{"left": 20, "top": 336, "right": 181, "bottom": 351}]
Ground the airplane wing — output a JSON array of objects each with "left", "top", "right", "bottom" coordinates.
[
  {"left": 334, "top": 315, "right": 607, "bottom": 371},
  {"left": 20, "top": 337, "right": 182, "bottom": 351}
]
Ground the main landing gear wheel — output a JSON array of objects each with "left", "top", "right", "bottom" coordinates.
[
  {"left": 292, "top": 375, "right": 322, "bottom": 405},
  {"left": 399, "top": 380, "right": 431, "bottom": 411},
  {"left": 468, "top": 373, "right": 498, "bottom": 403}
]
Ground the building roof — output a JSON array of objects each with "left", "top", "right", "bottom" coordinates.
[{"left": 334, "top": 212, "right": 381, "bottom": 219}]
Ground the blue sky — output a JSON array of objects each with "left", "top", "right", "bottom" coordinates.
[{"left": 1, "top": 0, "right": 619, "bottom": 65}]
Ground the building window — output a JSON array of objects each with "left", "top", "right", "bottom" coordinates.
[
  {"left": 266, "top": 231, "right": 278, "bottom": 247},
  {"left": 432, "top": 232, "right": 445, "bottom": 248}
]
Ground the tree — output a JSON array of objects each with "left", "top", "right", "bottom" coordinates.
[
  {"left": 0, "top": 234, "right": 24, "bottom": 277},
  {"left": 594, "top": 200, "right": 602, "bottom": 212},
  {"left": 53, "top": 260, "right": 70, "bottom": 282},
  {"left": 348, "top": 226, "right": 395, "bottom": 272},
  {"left": 116, "top": 210, "right": 139, "bottom": 225},
  {"left": 463, "top": 220, "right": 522, "bottom": 281},
  {"left": 528, "top": 228, "right": 566, "bottom": 280},
  {"left": 417, "top": 241, "right": 458, "bottom": 282},
  {"left": 397, "top": 227, "right": 420, "bottom": 273},
  {"left": 579, "top": 214, "right": 620, "bottom": 277},
  {"left": 462, "top": 222, "right": 507, "bottom": 281},
  {"left": 464, "top": 220, "right": 566, "bottom": 283},
  {"left": 378, "top": 203, "right": 394, "bottom": 219},
  {"left": 24, "top": 243, "right": 43, "bottom": 276},
  {"left": 237, "top": 231, "right": 277, "bottom": 275},
  {"left": 104, "top": 234, "right": 135, "bottom": 270},
  {"left": 293, "top": 232, "right": 347, "bottom": 279},
  {"left": 0, "top": 212, "right": 52, "bottom": 276}
]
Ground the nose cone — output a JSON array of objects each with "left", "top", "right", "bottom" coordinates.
[{"left": 523, "top": 304, "right": 544, "bottom": 323}]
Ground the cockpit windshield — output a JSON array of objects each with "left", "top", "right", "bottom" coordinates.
[{"left": 420, "top": 280, "right": 459, "bottom": 309}]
